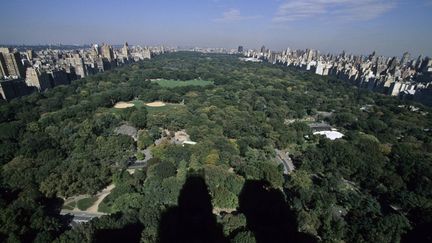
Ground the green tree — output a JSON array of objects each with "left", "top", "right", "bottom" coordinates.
[
  {"left": 129, "top": 108, "right": 148, "bottom": 129},
  {"left": 147, "top": 161, "right": 177, "bottom": 179},
  {"left": 137, "top": 130, "right": 154, "bottom": 150},
  {"left": 232, "top": 230, "right": 256, "bottom": 243},
  {"left": 219, "top": 213, "right": 247, "bottom": 237}
]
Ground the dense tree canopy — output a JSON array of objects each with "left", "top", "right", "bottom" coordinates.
[{"left": 0, "top": 52, "right": 431, "bottom": 242}]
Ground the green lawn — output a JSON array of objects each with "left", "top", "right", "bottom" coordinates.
[
  {"left": 97, "top": 194, "right": 115, "bottom": 213},
  {"left": 151, "top": 79, "right": 213, "bottom": 87},
  {"left": 146, "top": 104, "right": 184, "bottom": 115},
  {"left": 62, "top": 201, "right": 76, "bottom": 210},
  {"left": 76, "top": 196, "right": 98, "bottom": 211},
  {"left": 131, "top": 100, "right": 145, "bottom": 108},
  {"left": 97, "top": 201, "right": 112, "bottom": 213}
]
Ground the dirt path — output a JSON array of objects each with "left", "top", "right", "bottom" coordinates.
[{"left": 87, "top": 184, "right": 115, "bottom": 213}]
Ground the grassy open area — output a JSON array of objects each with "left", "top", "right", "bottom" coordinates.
[
  {"left": 62, "top": 201, "right": 76, "bottom": 210},
  {"left": 108, "top": 99, "right": 186, "bottom": 122},
  {"left": 151, "top": 79, "right": 213, "bottom": 88},
  {"left": 146, "top": 103, "right": 184, "bottom": 114},
  {"left": 131, "top": 100, "right": 145, "bottom": 108},
  {"left": 97, "top": 197, "right": 113, "bottom": 214},
  {"left": 76, "top": 196, "right": 98, "bottom": 211}
]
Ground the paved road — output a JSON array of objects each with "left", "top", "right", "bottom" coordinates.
[
  {"left": 141, "top": 147, "right": 153, "bottom": 163},
  {"left": 127, "top": 147, "right": 152, "bottom": 170},
  {"left": 275, "top": 149, "right": 295, "bottom": 174},
  {"left": 128, "top": 162, "right": 147, "bottom": 169},
  {"left": 61, "top": 210, "right": 106, "bottom": 223}
]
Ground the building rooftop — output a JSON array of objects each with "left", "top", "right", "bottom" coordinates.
[{"left": 313, "top": 131, "right": 344, "bottom": 140}]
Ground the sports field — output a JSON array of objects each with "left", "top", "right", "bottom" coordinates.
[
  {"left": 145, "top": 102, "right": 185, "bottom": 115},
  {"left": 111, "top": 100, "right": 184, "bottom": 116},
  {"left": 113, "top": 101, "right": 135, "bottom": 108}
]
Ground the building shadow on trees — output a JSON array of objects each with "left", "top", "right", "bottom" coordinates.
[
  {"left": 238, "top": 180, "right": 317, "bottom": 243},
  {"left": 158, "top": 175, "right": 228, "bottom": 243},
  {"left": 93, "top": 223, "right": 144, "bottom": 243}
]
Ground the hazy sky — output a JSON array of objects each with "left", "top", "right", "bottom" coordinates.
[{"left": 1, "top": 0, "right": 431, "bottom": 57}]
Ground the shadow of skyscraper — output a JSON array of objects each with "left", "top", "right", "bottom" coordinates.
[
  {"left": 158, "top": 175, "right": 228, "bottom": 243},
  {"left": 238, "top": 180, "right": 317, "bottom": 243}
]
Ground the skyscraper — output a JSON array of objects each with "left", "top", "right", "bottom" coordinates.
[
  {"left": 388, "top": 81, "right": 403, "bottom": 96},
  {"left": 401, "top": 52, "right": 411, "bottom": 66},
  {"left": 101, "top": 44, "right": 114, "bottom": 62},
  {"left": 142, "top": 48, "right": 151, "bottom": 59},
  {"left": 26, "top": 49, "right": 36, "bottom": 60},
  {"left": 306, "top": 49, "right": 314, "bottom": 63},
  {"left": 238, "top": 46, "right": 244, "bottom": 53},
  {"left": 0, "top": 54, "right": 5, "bottom": 78},
  {"left": 92, "top": 44, "right": 100, "bottom": 56},
  {"left": 387, "top": 57, "right": 398, "bottom": 72},
  {"left": 415, "top": 55, "right": 423, "bottom": 70},
  {"left": 0, "top": 78, "right": 34, "bottom": 100},
  {"left": 25, "top": 67, "right": 52, "bottom": 91},
  {"left": 420, "top": 57, "right": 432, "bottom": 73},
  {"left": 122, "top": 42, "right": 130, "bottom": 58},
  {"left": 67, "top": 54, "right": 87, "bottom": 78},
  {"left": 50, "top": 70, "right": 70, "bottom": 86},
  {"left": 0, "top": 48, "right": 26, "bottom": 78}
]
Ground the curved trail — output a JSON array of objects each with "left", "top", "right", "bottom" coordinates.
[{"left": 87, "top": 184, "right": 115, "bottom": 213}]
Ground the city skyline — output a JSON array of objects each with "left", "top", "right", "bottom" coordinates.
[{"left": 1, "top": 0, "right": 432, "bottom": 57}]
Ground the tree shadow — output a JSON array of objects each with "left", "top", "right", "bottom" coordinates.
[
  {"left": 402, "top": 207, "right": 432, "bottom": 243},
  {"left": 94, "top": 223, "right": 144, "bottom": 243},
  {"left": 158, "top": 175, "right": 228, "bottom": 243},
  {"left": 238, "top": 180, "right": 317, "bottom": 243}
]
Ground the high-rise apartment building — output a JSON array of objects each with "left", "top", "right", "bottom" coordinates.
[
  {"left": 50, "top": 70, "right": 70, "bottom": 86},
  {"left": 0, "top": 78, "right": 33, "bottom": 100},
  {"left": 101, "top": 44, "right": 114, "bottom": 62},
  {"left": 0, "top": 48, "right": 26, "bottom": 78},
  {"left": 122, "top": 42, "right": 130, "bottom": 58},
  {"left": 0, "top": 55, "right": 5, "bottom": 78},
  {"left": 401, "top": 52, "right": 411, "bottom": 66},
  {"left": 26, "top": 49, "right": 36, "bottom": 60},
  {"left": 142, "top": 48, "right": 151, "bottom": 59},
  {"left": 25, "top": 67, "right": 52, "bottom": 91},
  {"left": 67, "top": 54, "right": 87, "bottom": 78}
]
